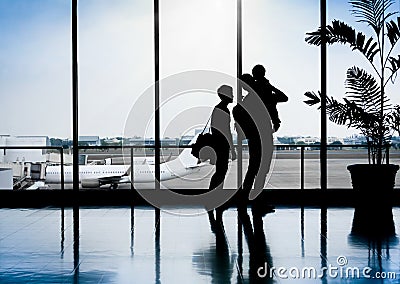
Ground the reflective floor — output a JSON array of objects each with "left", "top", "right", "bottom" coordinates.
[{"left": 1, "top": 206, "right": 400, "bottom": 283}]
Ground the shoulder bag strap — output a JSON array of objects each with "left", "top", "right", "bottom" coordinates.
[{"left": 201, "top": 114, "right": 212, "bottom": 134}]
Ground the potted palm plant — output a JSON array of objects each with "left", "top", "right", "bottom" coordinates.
[{"left": 304, "top": 0, "right": 400, "bottom": 194}]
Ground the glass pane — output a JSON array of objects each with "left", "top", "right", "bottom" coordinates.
[
  {"left": 159, "top": 0, "right": 237, "bottom": 190},
  {"left": 79, "top": 0, "right": 154, "bottom": 139},
  {"left": 78, "top": 0, "right": 154, "bottom": 190},
  {"left": 0, "top": 0, "right": 71, "bottom": 189},
  {"left": 244, "top": 0, "right": 320, "bottom": 189}
]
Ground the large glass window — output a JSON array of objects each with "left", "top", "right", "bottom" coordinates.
[
  {"left": 158, "top": 0, "right": 237, "bottom": 190},
  {"left": 0, "top": 1, "right": 71, "bottom": 189},
  {"left": 78, "top": 1, "right": 154, "bottom": 190},
  {"left": 0, "top": 1, "right": 71, "bottom": 137}
]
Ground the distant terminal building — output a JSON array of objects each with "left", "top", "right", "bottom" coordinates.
[
  {"left": 127, "top": 138, "right": 146, "bottom": 146},
  {"left": 0, "top": 135, "right": 49, "bottom": 163},
  {"left": 79, "top": 136, "right": 101, "bottom": 146},
  {"left": 126, "top": 138, "right": 156, "bottom": 146},
  {"left": 343, "top": 134, "right": 367, "bottom": 145},
  {"left": 328, "top": 137, "right": 344, "bottom": 144},
  {"left": 292, "top": 136, "right": 343, "bottom": 145},
  {"left": 294, "top": 137, "right": 320, "bottom": 145},
  {"left": 103, "top": 137, "right": 122, "bottom": 145},
  {"left": 0, "top": 136, "right": 49, "bottom": 182}
]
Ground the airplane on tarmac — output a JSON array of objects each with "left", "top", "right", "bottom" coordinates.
[
  {"left": 101, "top": 153, "right": 172, "bottom": 166},
  {"left": 45, "top": 139, "right": 204, "bottom": 189}
]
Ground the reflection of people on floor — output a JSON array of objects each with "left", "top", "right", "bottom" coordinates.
[
  {"left": 238, "top": 204, "right": 274, "bottom": 283},
  {"left": 208, "top": 85, "right": 236, "bottom": 229},
  {"left": 213, "top": 222, "right": 235, "bottom": 284},
  {"left": 193, "top": 221, "right": 234, "bottom": 284}
]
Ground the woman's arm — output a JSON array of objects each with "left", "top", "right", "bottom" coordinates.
[{"left": 228, "top": 129, "right": 236, "bottom": 158}]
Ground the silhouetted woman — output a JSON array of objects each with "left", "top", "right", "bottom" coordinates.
[{"left": 208, "top": 85, "right": 236, "bottom": 228}]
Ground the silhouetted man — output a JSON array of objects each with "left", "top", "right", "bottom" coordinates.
[{"left": 234, "top": 65, "right": 287, "bottom": 210}]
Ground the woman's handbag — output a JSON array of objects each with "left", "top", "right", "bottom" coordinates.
[{"left": 191, "top": 116, "right": 217, "bottom": 164}]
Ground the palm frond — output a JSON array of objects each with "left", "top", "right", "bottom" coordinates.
[
  {"left": 386, "top": 17, "right": 400, "bottom": 46},
  {"left": 349, "top": 0, "right": 396, "bottom": 34},
  {"left": 303, "top": 88, "right": 390, "bottom": 146},
  {"left": 327, "top": 97, "right": 353, "bottom": 126},
  {"left": 345, "top": 66, "right": 390, "bottom": 114},
  {"left": 306, "top": 20, "right": 379, "bottom": 63},
  {"left": 388, "top": 105, "right": 400, "bottom": 134},
  {"left": 344, "top": 99, "right": 384, "bottom": 132},
  {"left": 387, "top": 54, "right": 400, "bottom": 75},
  {"left": 324, "top": 96, "right": 376, "bottom": 129},
  {"left": 303, "top": 91, "right": 321, "bottom": 106},
  {"left": 349, "top": 105, "right": 392, "bottom": 146}
]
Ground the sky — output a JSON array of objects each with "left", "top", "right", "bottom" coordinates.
[{"left": 0, "top": 0, "right": 399, "bottom": 139}]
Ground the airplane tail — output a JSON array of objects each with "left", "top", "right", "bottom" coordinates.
[
  {"left": 176, "top": 134, "right": 201, "bottom": 168},
  {"left": 123, "top": 166, "right": 132, "bottom": 176},
  {"left": 177, "top": 148, "right": 199, "bottom": 168}
]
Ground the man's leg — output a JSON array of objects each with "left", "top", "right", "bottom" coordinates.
[
  {"left": 235, "top": 137, "right": 261, "bottom": 209},
  {"left": 253, "top": 136, "right": 273, "bottom": 191},
  {"left": 242, "top": 137, "right": 262, "bottom": 195},
  {"left": 252, "top": 137, "right": 275, "bottom": 215}
]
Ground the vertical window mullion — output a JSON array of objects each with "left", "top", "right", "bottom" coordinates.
[
  {"left": 320, "top": 0, "right": 327, "bottom": 190},
  {"left": 237, "top": 0, "right": 243, "bottom": 193},
  {"left": 154, "top": 0, "right": 161, "bottom": 191},
  {"left": 72, "top": 0, "right": 79, "bottom": 194}
]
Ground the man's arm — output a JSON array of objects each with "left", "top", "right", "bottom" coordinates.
[{"left": 271, "top": 85, "right": 288, "bottom": 103}]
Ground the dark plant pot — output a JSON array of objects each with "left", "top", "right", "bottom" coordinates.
[{"left": 347, "top": 164, "right": 399, "bottom": 204}]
